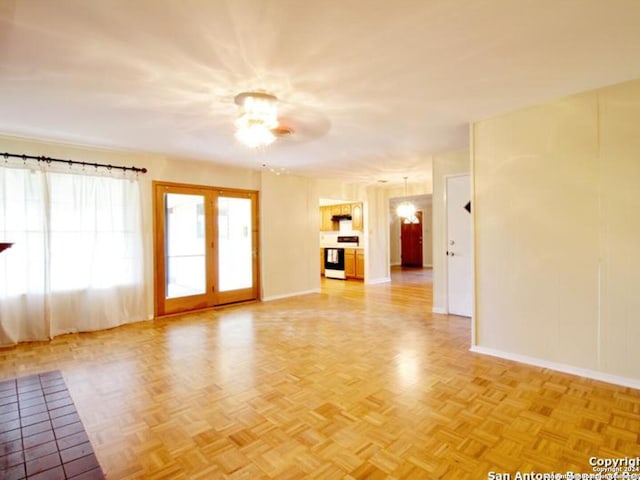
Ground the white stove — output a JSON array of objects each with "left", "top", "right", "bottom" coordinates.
[{"left": 324, "top": 236, "right": 359, "bottom": 279}]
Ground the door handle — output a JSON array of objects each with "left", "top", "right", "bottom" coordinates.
[{"left": 447, "top": 251, "right": 455, "bottom": 256}]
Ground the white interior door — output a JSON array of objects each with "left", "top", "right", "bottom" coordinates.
[{"left": 446, "top": 174, "right": 472, "bottom": 317}]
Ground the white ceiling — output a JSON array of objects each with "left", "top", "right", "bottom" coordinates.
[{"left": 1, "top": 0, "right": 640, "bottom": 186}]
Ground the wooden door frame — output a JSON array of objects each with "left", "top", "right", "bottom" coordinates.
[
  {"left": 153, "top": 183, "right": 215, "bottom": 317},
  {"left": 153, "top": 181, "right": 260, "bottom": 318},
  {"left": 213, "top": 189, "right": 260, "bottom": 306}
]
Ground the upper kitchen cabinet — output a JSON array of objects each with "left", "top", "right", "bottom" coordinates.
[
  {"left": 319, "top": 202, "right": 364, "bottom": 231},
  {"left": 320, "top": 206, "right": 334, "bottom": 231},
  {"left": 351, "top": 203, "right": 363, "bottom": 231}
]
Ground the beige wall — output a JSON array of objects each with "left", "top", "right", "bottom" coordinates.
[
  {"left": 390, "top": 216, "right": 400, "bottom": 265},
  {"left": 316, "top": 179, "right": 362, "bottom": 201},
  {"left": 472, "top": 78, "right": 640, "bottom": 384},
  {"left": 260, "top": 172, "right": 320, "bottom": 299},
  {"left": 365, "top": 186, "right": 391, "bottom": 283},
  {"left": 0, "top": 135, "right": 320, "bottom": 313},
  {"left": 422, "top": 203, "right": 433, "bottom": 267},
  {"left": 432, "top": 148, "right": 470, "bottom": 313}
]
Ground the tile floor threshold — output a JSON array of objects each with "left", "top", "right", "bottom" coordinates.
[{"left": 0, "top": 371, "right": 104, "bottom": 480}]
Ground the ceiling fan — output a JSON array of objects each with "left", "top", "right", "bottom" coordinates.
[{"left": 233, "top": 91, "right": 325, "bottom": 148}]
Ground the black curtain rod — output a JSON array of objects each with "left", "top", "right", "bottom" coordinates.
[{"left": 1, "top": 152, "right": 147, "bottom": 174}]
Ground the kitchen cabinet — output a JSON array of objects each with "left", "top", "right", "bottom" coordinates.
[
  {"left": 320, "top": 248, "right": 325, "bottom": 275},
  {"left": 351, "top": 203, "right": 363, "bottom": 231},
  {"left": 356, "top": 250, "right": 365, "bottom": 279},
  {"left": 345, "top": 249, "right": 356, "bottom": 278},
  {"left": 320, "top": 202, "right": 363, "bottom": 232},
  {"left": 345, "top": 248, "right": 364, "bottom": 280},
  {"left": 320, "top": 206, "right": 335, "bottom": 231}
]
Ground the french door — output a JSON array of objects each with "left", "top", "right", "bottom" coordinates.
[{"left": 154, "top": 182, "right": 259, "bottom": 316}]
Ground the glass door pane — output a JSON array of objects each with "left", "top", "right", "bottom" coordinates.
[
  {"left": 218, "top": 196, "right": 252, "bottom": 292},
  {"left": 214, "top": 191, "right": 258, "bottom": 305},
  {"left": 165, "top": 193, "right": 206, "bottom": 298},
  {"left": 154, "top": 184, "right": 215, "bottom": 317}
]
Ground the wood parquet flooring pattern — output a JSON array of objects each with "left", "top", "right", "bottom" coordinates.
[{"left": 1, "top": 268, "right": 639, "bottom": 479}]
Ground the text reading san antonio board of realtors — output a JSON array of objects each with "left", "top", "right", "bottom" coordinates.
[{"left": 487, "top": 456, "right": 640, "bottom": 480}]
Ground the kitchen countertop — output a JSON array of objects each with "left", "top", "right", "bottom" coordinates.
[{"left": 321, "top": 245, "right": 364, "bottom": 250}]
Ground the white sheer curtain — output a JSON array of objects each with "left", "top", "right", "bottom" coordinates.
[{"left": 0, "top": 165, "right": 148, "bottom": 345}]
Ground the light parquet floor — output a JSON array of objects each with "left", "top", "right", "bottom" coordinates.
[{"left": 1, "top": 267, "right": 639, "bottom": 479}]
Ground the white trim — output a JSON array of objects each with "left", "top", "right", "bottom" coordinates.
[
  {"left": 444, "top": 173, "right": 471, "bottom": 179},
  {"left": 469, "top": 125, "right": 477, "bottom": 348},
  {"left": 432, "top": 307, "right": 447, "bottom": 314},
  {"left": 391, "top": 262, "right": 432, "bottom": 268},
  {"left": 263, "top": 289, "right": 321, "bottom": 302},
  {"left": 470, "top": 345, "right": 640, "bottom": 391},
  {"left": 366, "top": 276, "right": 391, "bottom": 285}
]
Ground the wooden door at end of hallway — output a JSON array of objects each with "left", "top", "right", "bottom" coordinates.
[{"left": 401, "top": 211, "right": 423, "bottom": 267}]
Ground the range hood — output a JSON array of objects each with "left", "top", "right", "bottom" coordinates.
[{"left": 331, "top": 214, "right": 352, "bottom": 221}]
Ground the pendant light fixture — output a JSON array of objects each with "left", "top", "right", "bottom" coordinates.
[{"left": 396, "top": 177, "right": 417, "bottom": 222}]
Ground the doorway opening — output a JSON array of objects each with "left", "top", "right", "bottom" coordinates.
[{"left": 389, "top": 195, "right": 432, "bottom": 268}]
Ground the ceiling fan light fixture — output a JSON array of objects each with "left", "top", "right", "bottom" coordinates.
[
  {"left": 234, "top": 123, "right": 276, "bottom": 148},
  {"left": 234, "top": 91, "right": 279, "bottom": 148}
]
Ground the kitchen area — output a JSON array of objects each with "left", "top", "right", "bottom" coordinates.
[{"left": 319, "top": 201, "right": 365, "bottom": 281}]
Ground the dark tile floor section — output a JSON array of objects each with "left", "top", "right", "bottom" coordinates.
[{"left": 0, "top": 371, "right": 105, "bottom": 480}]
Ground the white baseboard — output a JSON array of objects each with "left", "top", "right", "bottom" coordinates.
[
  {"left": 390, "top": 263, "right": 432, "bottom": 268},
  {"left": 470, "top": 345, "right": 640, "bottom": 390},
  {"left": 366, "top": 276, "right": 391, "bottom": 285},
  {"left": 262, "top": 288, "right": 321, "bottom": 302},
  {"left": 432, "top": 307, "right": 447, "bottom": 314}
]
